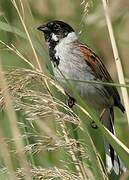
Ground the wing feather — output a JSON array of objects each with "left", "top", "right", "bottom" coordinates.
[{"left": 78, "top": 43, "right": 125, "bottom": 112}]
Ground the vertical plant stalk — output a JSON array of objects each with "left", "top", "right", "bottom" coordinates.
[
  {"left": 59, "top": 120, "right": 88, "bottom": 180},
  {"left": 0, "top": 59, "right": 31, "bottom": 180},
  {"left": 0, "top": 130, "right": 17, "bottom": 180},
  {"left": 11, "top": 0, "right": 42, "bottom": 71},
  {"left": 102, "top": 0, "right": 129, "bottom": 125}
]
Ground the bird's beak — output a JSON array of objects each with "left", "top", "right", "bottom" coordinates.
[{"left": 37, "top": 24, "right": 49, "bottom": 33}]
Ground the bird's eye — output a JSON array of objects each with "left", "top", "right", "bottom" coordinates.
[{"left": 53, "top": 24, "right": 61, "bottom": 31}]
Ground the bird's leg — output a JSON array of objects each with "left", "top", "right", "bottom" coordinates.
[
  {"left": 91, "top": 108, "right": 106, "bottom": 129},
  {"left": 100, "top": 108, "right": 106, "bottom": 120},
  {"left": 91, "top": 121, "right": 98, "bottom": 129}
]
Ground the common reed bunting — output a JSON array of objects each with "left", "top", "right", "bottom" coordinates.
[{"left": 37, "top": 20, "right": 126, "bottom": 175}]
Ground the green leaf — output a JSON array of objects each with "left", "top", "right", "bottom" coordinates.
[
  {"left": 52, "top": 76, "right": 129, "bottom": 170},
  {"left": 75, "top": 91, "right": 129, "bottom": 169}
]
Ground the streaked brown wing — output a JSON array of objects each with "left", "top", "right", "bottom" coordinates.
[{"left": 78, "top": 43, "right": 125, "bottom": 112}]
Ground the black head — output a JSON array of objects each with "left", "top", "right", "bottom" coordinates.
[{"left": 37, "top": 20, "right": 74, "bottom": 43}]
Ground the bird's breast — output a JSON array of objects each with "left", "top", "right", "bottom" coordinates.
[
  {"left": 52, "top": 42, "right": 113, "bottom": 111},
  {"left": 53, "top": 42, "right": 95, "bottom": 83}
]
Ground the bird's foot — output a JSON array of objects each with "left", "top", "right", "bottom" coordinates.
[
  {"left": 67, "top": 96, "right": 75, "bottom": 108},
  {"left": 91, "top": 121, "right": 98, "bottom": 129}
]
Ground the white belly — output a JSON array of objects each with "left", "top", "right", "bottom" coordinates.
[{"left": 53, "top": 36, "right": 113, "bottom": 112}]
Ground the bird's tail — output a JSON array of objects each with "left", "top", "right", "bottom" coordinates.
[{"left": 102, "top": 108, "right": 126, "bottom": 175}]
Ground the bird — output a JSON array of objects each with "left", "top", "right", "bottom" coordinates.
[{"left": 37, "top": 20, "right": 126, "bottom": 175}]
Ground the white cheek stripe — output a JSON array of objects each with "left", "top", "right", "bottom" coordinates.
[{"left": 52, "top": 33, "right": 58, "bottom": 41}]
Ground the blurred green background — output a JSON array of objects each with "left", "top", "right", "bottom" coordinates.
[{"left": 0, "top": 0, "right": 129, "bottom": 179}]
